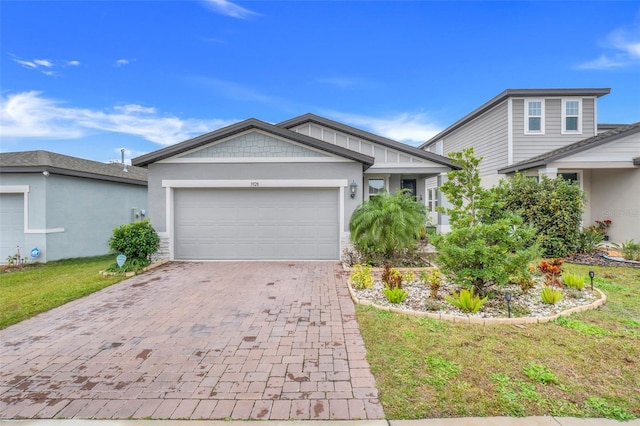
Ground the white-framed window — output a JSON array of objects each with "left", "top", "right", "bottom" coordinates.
[
  {"left": 562, "top": 99, "right": 582, "bottom": 134},
  {"left": 366, "top": 176, "right": 388, "bottom": 200},
  {"left": 525, "top": 99, "right": 545, "bottom": 134},
  {"left": 426, "top": 187, "right": 439, "bottom": 212}
]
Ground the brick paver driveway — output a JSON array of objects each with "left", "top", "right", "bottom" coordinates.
[{"left": 0, "top": 261, "right": 384, "bottom": 420}]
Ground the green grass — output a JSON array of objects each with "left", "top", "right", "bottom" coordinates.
[
  {"left": 357, "top": 263, "right": 640, "bottom": 420},
  {"left": 0, "top": 255, "right": 129, "bottom": 329}
]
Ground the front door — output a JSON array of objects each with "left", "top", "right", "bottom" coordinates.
[{"left": 401, "top": 179, "right": 417, "bottom": 197}]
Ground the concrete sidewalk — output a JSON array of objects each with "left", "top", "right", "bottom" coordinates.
[{"left": 1, "top": 417, "right": 638, "bottom": 425}]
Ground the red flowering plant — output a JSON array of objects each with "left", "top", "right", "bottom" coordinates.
[
  {"left": 594, "top": 219, "right": 612, "bottom": 234},
  {"left": 537, "top": 258, "right": 564, "bottom": 287}
]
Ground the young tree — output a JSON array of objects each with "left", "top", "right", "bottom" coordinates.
[
  {"left": 434, "top": 148, "right": 539, "bottom": 295},
  {"left": 349, "top": 189, "right": 426, "bottom": 259}
]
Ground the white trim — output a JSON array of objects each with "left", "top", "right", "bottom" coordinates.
[
  {"left": 507, "top": 98, "right": 513, "bottom": 165},
  {"left": 593, "top": 97, "right": 598, "bottom": 135},
  {"left": 561, "top": 98, "right": 582, "bottom": 135},
  {"left": 0, "top": 185, "right": 65, "bottom": 234},
  {"left": 162, "top": 179, "right": 348, "bottom": 188},
  {"left": 524, "top": 99, "right": 545, "bottom": 135},
  {"left": 159, "top": 157, "right": 350, "bottom": 164},
  {"left": 162, "top": 179, "right": 349, "bottom": 261}
]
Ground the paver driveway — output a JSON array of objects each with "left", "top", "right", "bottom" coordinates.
[{"left": 0, "top": 261, "right": 384, "bottom": 420}]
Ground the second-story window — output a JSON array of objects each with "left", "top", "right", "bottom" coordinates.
[
  {"left": 525, "top": 100, "right": 544, "bottom": 134},
  {"left": 563, "top": 99, "right": 582, "bottom": 134}
]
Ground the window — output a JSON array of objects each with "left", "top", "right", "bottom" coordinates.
[
  {"left": 559, "top": 172, "right": 578, "bottom": 184},
  {"left": 426, "top": 188, "right": 439, "bottom": 212},
  {"left": 525, "top": 100, "right": 544, "bottom": 134},
  {"left": 435, "top": 140, "right": 444, "bottom": 155},
  {"left": 562, "top": 99, "right": 582, "bottom": 134},
  {"left": 367, "top": 178, "right": 385, "bottom": 198}
]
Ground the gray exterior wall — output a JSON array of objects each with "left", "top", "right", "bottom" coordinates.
[
  {"left": 587, "top": 168, "right": 640, "bottom": 243},
  {"left": 147, "top": 161, "right": 363, "bottom": 235},
  {"left": 512, "top": 98, "right": 596, "bottom": 163},
  {"left": 0, "top": 173, "right": 147, "bottom": 262},
  {"left": 439, "top": 100, "right": 509, "bottom": 177}
]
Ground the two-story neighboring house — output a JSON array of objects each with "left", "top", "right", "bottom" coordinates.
[{"left": 420, "top": 88, "right": 640, "bottom": 243}]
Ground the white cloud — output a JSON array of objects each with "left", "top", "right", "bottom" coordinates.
[
  {"left": 324, "top": 111, "right": 442, "bottom": 146},
  {"left": 11, "top": 56, "right": 80, "bottom": 75},
  {"left": 13, "top": 58, "right": 38, "bottom": 69},
  {"left": 0, "top": 91, "right": 238, "bottom": 146},
  {"left": 33, "top": 59, "right": 53, "bottom": 67},
  {"left": 317, "top": 77, "right": 361, "bottom": 88},
  {"left": 115, "top": 58, "right": 135, "bottom": 67},
  {"left": 203, "top": 0, "right": 258, "bottom": 19},
  {"left": 577, "top": 22, "right": 640, "bottom": 70},
  {"left": 67, "top": 60, "right": 81, "bottom": 66}
]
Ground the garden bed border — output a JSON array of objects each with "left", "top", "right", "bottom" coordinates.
[{"left": 99, "top": 259, "right": 169, "bottom": 277}]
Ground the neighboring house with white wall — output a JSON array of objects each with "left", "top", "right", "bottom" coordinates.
[
  {"left": 420, "top": 88, "right": 640, "bottom": 242},
  {"left": 133, "top": 114, "right": 457, "bottom": 261},
  {"left": 0, "top": 151, "right": 148, "bottom": 263}
]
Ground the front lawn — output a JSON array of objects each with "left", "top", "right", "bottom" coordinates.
[
  {"left": 357, "top": 263, "right": 640, "bottom": 420},
  {"left": 0, "top": 255, "right": 128, "bottom": 329}
]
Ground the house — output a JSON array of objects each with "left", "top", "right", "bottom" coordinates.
[
  {"left": 420, "top": 88, "right": 640, "bottom": 242},
  {"left": 0, "top": 150, "right": 148, "bottom": 263},
  {"left": 132, "top": 114, "right": 457, "bottom": 261}
]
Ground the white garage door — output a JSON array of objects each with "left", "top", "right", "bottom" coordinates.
[
  {"left": 174, "top": 188, "right": 339, "bottom": 260},
  {"left": 0, "top": 193, "right": 25, "bottom": 261}
]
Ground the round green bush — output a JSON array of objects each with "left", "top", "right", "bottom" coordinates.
[{"left": 108, "top": 219, "right": 160, "bottom": 265}]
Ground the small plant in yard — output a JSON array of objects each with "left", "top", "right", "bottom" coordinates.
[
  {"left": 585, "top": 397, "right": 635, "bottom": 421},
  {"left": 422, "top": 268, "right": 443, "bottom": 299},
  {"left": 383, "top": 286, "right": 408, "bottom": 304},
  {"left": 349, "top": 264, "right": 374, "bottom": 289},
  {"left": 577, "top": 229, "right": 604, "bottom": 254},
  {"left": 402, "top": 270, "right": 416, "bottom": 284},
  {"left": 562, "top": 273, "right": 585, "bottom": 290},
  {"left": 537, "top": 258, "right": 564, "bottom": 287},
  {"left": 541, "top": 286, "right": 564, "bottom": 304},
  {"left": 522, "top": 361, "right": 559, "bottom": 385},
  {"left": 516, "top": 274, "right": 536, "bottom": 292},
  {"left": 424, "top": 355, "right": 461, "bottom": 387},
  {"left": 382, "top": 263, "right": 403, "bottom": 289},
  {"left": 612, "top": 239, "right": 640, "bottom": 261},
  {"left": 445, "top": 288, "right": 488, "bottom": 313}
]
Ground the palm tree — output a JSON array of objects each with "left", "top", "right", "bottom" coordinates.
[{"left": 349, "top": 189, "right": 426, "bottom": 258}]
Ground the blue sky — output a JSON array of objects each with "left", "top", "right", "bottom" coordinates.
[{"left": 1, "top": 0, "right": 639, "bottom": 164}]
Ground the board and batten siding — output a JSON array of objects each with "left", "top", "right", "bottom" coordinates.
[
  {"left": 290, "top": 123, "right": 425, "bottom": 164},
  {"left": 512, "top": 98, "right": 596, "bottom": 164},
  {"left": 440, "top": 101, "right": 509, "bottom": 176}
]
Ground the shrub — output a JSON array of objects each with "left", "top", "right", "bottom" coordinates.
[
  {"left": 562, "top": 273, "right": 585, "bottom": 290},
  {"left": 383, "top": 287, "right": 408, "bottom": 304},
  {"left": 108, "top": 219, "right": 160, "bottom": 266},
  {"left": 382, "top": 263, "right": 402, "bottom": 289},
  {"left": 349, "top": 189, "right": 426, "bottom": 259},
  {"left": 349, "top": 264, "right": 374, "bottom": 289},
  {"left": 421, "top": 268, "right": 443, "bottom": 299},
  {"left": 537, "top": 258, "right": 564, "bottom": 287},
  {"left": 516, "top": 274, "right": 536, "bottom": 293},
  {"left": 541, "top": 287, "right": 564, "bottom": 304},
  {"left": 496, "top": 173, "right": 585, "bottom": 258},
  {"left": 445, "top": 288, "right": 488, "bottom": 313},
  {"left": 433, "top": 148, "right": 540, "bottom": 295},
  {"left": 402, "top": 270, "right": 416, "bottom": 284},
  {"left": 613, "top": 240, "right": 640, "bottom": 261},
  {"left": 577, "top": 230, "right": 604, "bottom": 254}
]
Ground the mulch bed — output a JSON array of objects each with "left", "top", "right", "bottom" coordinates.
[{"left": 565, "top": 251, "right": 640, "bottom": 268}]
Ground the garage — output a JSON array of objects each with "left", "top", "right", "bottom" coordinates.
[
  {"left": 174, "top": 187, "right": 339, "bottom": 260},
  {"left": 0, "top": 193, "right": 25, "bottom": 261}
]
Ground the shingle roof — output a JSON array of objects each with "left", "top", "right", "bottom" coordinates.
[
  {"left": 278, "top": 113, "right": 459, "bottom": 169},
  {"left": 0, "top": 150, "right": 147, "bottom": 185},
  {"left": 498, "top": 121, "right": 640, "bottom": 174},
  {"left": 419, "top": 88, "right": 611, "bottom": 149},
  {"left": 132, "top": 118, "right": 376, "bottom": 170}
]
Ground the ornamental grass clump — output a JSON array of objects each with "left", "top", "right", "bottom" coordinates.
[
  {"left": 445, "top": 288, "right": 488, "bottom": 313},
  {"left": 541, "top": 286, "right": 564, "bottom": 304},
  {"left": 562, "top": 273, "right": 585, "bottom": 290}
]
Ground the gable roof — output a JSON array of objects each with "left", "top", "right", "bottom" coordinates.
[
  {"left": 278, "top": 113, "right": 459, "bottom": 169},
  {"left": 0, "top": 150, "right": 147, "bottom": 186},
  {"left": 419, "top": 88, "right": 611, "bottom": 149},
  {"left": 132, "top": 118, "right": 375, "bottom": 170},
  {"left": 498, "top": 121, "right": 640, "bottom": 174}
]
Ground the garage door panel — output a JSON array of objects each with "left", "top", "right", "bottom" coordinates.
[{"left": 174, "top": 188, "right": 339, "bottom": 260}]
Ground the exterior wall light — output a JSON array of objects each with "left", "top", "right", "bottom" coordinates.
[
  {"left": 42, "top": 170, "right": 50, "bottom": 177},
  {"left": 505, "top": 291, "right": 512, "bottom": 318},
  {"left": 349, "top": 180, "right": 358, "bottom": 199}
]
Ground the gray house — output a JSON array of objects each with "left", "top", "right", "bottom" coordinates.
[
  {"left": 0, "top": 151, "right": 148, "bottom": 263},
  {"left": 420, "top": 88, "right": 640, "bottom": 243},
  {"left": 132, "top": 114, "right": 456, "bottom": 261}
]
